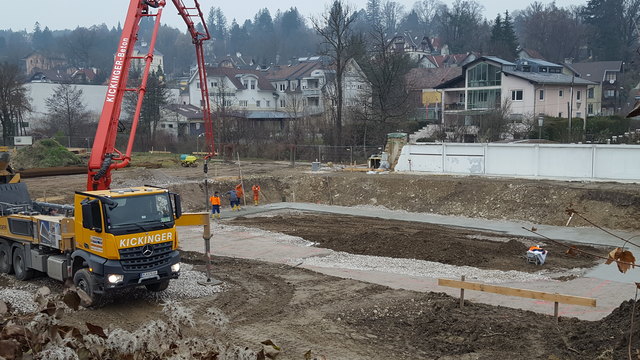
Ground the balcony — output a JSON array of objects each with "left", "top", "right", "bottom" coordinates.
[
  {"left": 302, "top": 88, "right": 321, "bottom": 96},
  {"left": 444, "top": 103, "right": 465, "bottom": 111}
]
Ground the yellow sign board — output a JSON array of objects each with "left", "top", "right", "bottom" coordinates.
[{"left": 422, "top": 91, "right": 441, "bottom": 105}]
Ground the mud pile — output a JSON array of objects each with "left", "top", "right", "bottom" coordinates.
[{"left": 12, "top": 139, "right": 82, "bottom": 169}]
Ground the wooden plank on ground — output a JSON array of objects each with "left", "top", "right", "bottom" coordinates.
[{"left": 438, "top": 278, "right": 596, "bottom": 307}]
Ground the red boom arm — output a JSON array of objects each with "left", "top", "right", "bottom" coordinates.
[{"left": 87, "top": 0, "right": 214, "bottom": 190}]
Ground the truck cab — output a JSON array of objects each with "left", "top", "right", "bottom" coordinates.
[{"left": 72, "top": 187, "right": 183, "bottom": 300}]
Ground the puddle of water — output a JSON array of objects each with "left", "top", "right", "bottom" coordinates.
[{"left": 585, "top": 263, "right": 640, "bottom": 282}]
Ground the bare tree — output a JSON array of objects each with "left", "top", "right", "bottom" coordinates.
[
  {"left": 0, "top": 63, "right": 30, "bottom": 145},
  {"left": 414, "top": 0, "right": 442, "bottom": 34},
  {"left": 352, "top": 23, "right": 414, "bottom": 146},
  {"left": 45, "top": 83, "right": 91, "bottom": 147},
  {"left": 381, "top": 1, "right": 405, "bottom": 34},
  {"left": 514, "top": 2, "right": 586, "bottom": 62},
  {"left": 313, "top": 0, "right": 360, "bottom": 146}
]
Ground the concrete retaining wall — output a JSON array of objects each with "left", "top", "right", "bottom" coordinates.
[{"left": 395, "top": 143, "right": 640, "bottom": 181}]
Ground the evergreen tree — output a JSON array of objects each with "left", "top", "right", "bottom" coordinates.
[
  {"left": 489, "top": 11, "right": 518, "bottom": 60},
  {"left": 583, "top": 0, "right": 625, "bottom": 60}
]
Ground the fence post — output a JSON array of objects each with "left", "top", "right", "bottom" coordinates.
[{"left": 460, "top": 275, "right": 465, "bottom": 308}]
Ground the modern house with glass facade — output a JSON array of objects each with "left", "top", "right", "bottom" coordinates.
[{"left": 435, "top": 56, "right": 594, "bottom": 141}]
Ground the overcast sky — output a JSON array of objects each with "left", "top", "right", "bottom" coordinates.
[{"left": 3, "top": 0, "right": 586, "bottom": 32}]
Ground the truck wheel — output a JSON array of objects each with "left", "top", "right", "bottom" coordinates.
[
  {"left": 74, "top": 269, "right": 101, "bottom": 307},
  {"left": 180, "top": 162, "right": 187, "bottom": 167},
  {"left": 190, "top": 163, "right": 197, "bottom": 168},
  {"left": 12, "top": 246, "right": 33, "bottom": 281},
  {"left": 0, "top": 241, "right": 13, "bottom": 274},
  {"left": 145, "top": 279, "right": 170, "bottom": 292}
]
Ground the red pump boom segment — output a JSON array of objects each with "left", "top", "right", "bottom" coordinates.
[{"left": 87, "top": 0, "right": 214, "bottom": 191}]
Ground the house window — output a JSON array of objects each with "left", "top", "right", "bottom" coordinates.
[
  {"left": 559, "top": 89, "right": 564, "bottom": 97},
  {"left": 197, "top": 82, "right": 201, "bottom": 89},
  {"left": 605, "top": 89, "right": 616, "bottom": 98},
  {"left": 279, "top": 83, "right": 286, "bottom": 91},
  {"left": 256, "top": 100, "right": 261, "bottom": 107},
  {"left": 161, "top": 124, "right": 166, "bottom": 128},
  {"left": 576, "top": 90, "right": 581, "bottom": 100},
  {"left": 291, "top": 82, "right": 296, "bottom": 90},
  {"left": 605, "top": 72, "right": 617, "bottom": 82},
  {"left": 308, "top": 97, "right": 320, "bottom": 106},
  {"left": 280, "top": 99, "right": 286, "bottom": 107},
  {"left": 558, "top": 112, "right": 563, "bottom": 117},
  {"left": 168, "top": 124, "right": 174, "bottom": 128},
  {"left": 511, "top": 90, "right": 523, "bottom": 101},
  {"left": 587, "top": 88, "right": 594, "bottom": 99},
  {"left": 266, "top": 100, "right": 270, "bottom": 107},
  {"left": 224, "top": 100, "right": 232, "bottom": 106},
  {"left": 467, "top": 62, "right": 501, "bottom": 87},
  {"left": 243, "top": 80, "right": 248, "bottom": 88},
  {"left": 200, "top": 100, "right": 204, "bottom": 106},
  {"left": 539, "top": 89, "right": 544, "bottom": 101},
  {"left": 250, "top": 80, "right": 256, "bottom": 90},
  {"left": 239, "top": 100, "right": 248, "bottom": 107},
  {"left": 588, "top": 103, "right": 594, "bottom": 115}
]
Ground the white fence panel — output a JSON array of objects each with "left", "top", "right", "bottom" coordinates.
[
  {"left": 395, "top": 143, "right": 640, "bottom": 182},
  {"left": 485, "top": 144, "right": 537, "bottom": 176},
  {"left": 395, "top": 144, "right": 443, "bottom": 172},
  {"left": 444, "top": 144, "right": 485, "bottom": 174},
  {"left": 538, "top": 145, "right": 593, "bottom": 178},
  {"left": 594, "top": 146, "right": 640, "bottom": 180}
]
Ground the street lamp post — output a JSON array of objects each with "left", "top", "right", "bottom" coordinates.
[
  {"left": 196, "top": 133, "right": 205, "bottom": 153},
  {"left": 538, "top": 114, "right": 544, "bottom": 140}
]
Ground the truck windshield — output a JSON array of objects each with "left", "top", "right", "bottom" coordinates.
[{"left": 104, "top": 193, "right": 173, "bottom": 232}]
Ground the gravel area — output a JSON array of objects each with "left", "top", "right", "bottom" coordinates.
[
  {"left": 300, "top": 251, "right": 551, "bottom": 284},
  {"left": 146, "top": 263, "right": 224, "bottom": 301},
  {"left": 0, "top": 288, "right": 38, "bottom": 313}
]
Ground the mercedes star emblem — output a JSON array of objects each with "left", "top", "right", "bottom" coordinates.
[{"left": 142, "top": 244, "right": 154, "bottom": 257}]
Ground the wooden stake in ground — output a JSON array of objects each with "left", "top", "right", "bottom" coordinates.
[
  {"left": 259, "top": 189, "right": 269, "bottom": 203},
  {"left": 237, "top": 152, "right": 246, "bottom": 206}
]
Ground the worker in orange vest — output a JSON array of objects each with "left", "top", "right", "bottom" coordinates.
[
  {"left": 235, "top": 183, "right": 244, "bottom": 204},
  {"left": 252, "top": 184, "right": 261, "bottom": 205},
  {"left": 209, "top": 191, "right": 221, "bottom": 219}
]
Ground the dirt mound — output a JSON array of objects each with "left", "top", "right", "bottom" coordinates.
[{"left": 12, "top": 139, "right": 82, "bottom": 169}]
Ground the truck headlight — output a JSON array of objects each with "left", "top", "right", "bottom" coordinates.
[
  {"left": 107, "top": 274, "right": 124, "bottom": 284},
  {"left": 171, "top": 263, "right": 180, "bottom": 273}
]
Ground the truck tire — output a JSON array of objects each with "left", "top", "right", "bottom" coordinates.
[
  {"left": 12, "top": 246, "right": 33, "bottom": 281},
  {"left": 73, "top": 269, "right": 101, "bottom": 307},
  {"left": 0, "top": 241, "right": 13, "bottom": 274},
  {"left": 145, "top": 279, "right": 170, "bottom": 292}
]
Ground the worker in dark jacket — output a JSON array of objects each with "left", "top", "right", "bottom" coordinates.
[{"left": 226, "top": 189, "right": 240, "bottom": 211}]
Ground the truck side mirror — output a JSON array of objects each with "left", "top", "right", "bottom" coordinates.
[
  {"left": 81, "top": 199, "right": 103, "bottom": 233},
  {"left": 172, "top": 193, "right": 182, "bottom": 219}
]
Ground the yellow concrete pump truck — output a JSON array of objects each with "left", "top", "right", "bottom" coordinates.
[{"left": 0, "top": 148, "right": 208, "bottom": 305}]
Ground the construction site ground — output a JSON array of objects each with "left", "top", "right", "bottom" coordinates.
[{"left": 6, "top": 158, "right": 640, "bottom": 359}]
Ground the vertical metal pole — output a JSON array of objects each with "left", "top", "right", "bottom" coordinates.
[
  {"left": 460, "top": 275, "right": 465, "bottom": 308},
  {"left": 554, "top": 301, "right": 559, "bottom": 323},
  {"left": 237, "top": 152, "right": 246, "bottom": 206}
]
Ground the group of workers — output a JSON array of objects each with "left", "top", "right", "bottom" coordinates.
[{"left": 209, "top": 183, "right": 262, "bottom": 218}]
